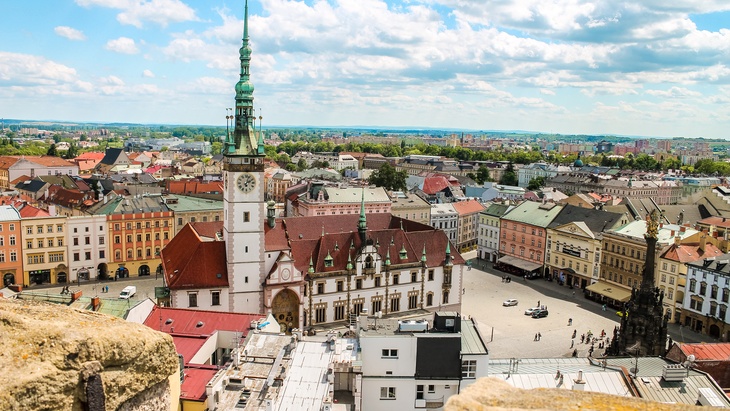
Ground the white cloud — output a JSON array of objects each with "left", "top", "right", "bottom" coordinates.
[
  {"left": 75, "top": 0, "right": 197, "bottom": 28},
  {"left": 645, "top": 86, "right": 701, "bottom": 98},
  {"left": 54, "top": 26, "right": 86, "bottom": 41},
  {"left": 142, "top": 69, "right": 155, "bottom": 78},
  {"left": 105, "top": 37, "right": 139, "bottom": 54}
]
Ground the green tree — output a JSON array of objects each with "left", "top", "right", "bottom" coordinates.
[
  {"left": 211, "top": 142, "right": 222, "bottom": 155},
  {"left": 527, "top": 176, "right": 545, "bottom": 191},
  {"left": 476, "top": 166, "right": 491, "bottom": 184},
  {"left": 499, "top": 163, "right": 518, "bottom": 186},
  {"left": 296, "top": 158, "right": 308, "bottom": 171},
  {"left": 46, "top": 143, "right": 58, "bottom": 157},
  {"left": 64, "top": 143, "right": 78, "bottom": 159},
  {"left": 369, "top": 162, "right": 407, "bottom": 191}
]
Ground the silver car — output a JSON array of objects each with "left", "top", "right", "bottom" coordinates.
[{"left": 503, "top": 299, "right": 518, "bottom": 306}]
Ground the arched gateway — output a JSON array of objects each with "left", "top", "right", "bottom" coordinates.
[{"left": 271, "top": 289, "right": 299, "bottom": 334}]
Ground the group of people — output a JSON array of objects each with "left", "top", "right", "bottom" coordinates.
[
  {"left": 501, "top": 276, "right": 512, "bottom": 283},
  {"left": 570, "top": 329, "right": 610, "bottom": 356},
  {"left": 533, "top": 332, "right": 542, "bottom": 341}
]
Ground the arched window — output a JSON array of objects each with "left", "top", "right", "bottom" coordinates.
[
  {"left": 115, "top": 250, "right": 121, "bottom": 260},
  {"left": 365, "top": 255, "right": 373, "bottom": 269},
  {"left": 127, "top": 249, "right": 132, "bottom": 259},
  {"left": 426, "top": 293, "right": 433, "bottom": 306},
  {"left": 443, "top": 291, "right": 449, "bottom": 304}
]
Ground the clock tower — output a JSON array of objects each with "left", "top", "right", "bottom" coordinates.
[{"left": 223, "top": 0, "right": 266, "bottom": 314}]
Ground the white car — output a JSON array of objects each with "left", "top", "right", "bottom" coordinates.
[
  {"left": 503, "top": 299, "right": 518, "bottom": 306},
  {"left": 524, "top": 307, "right": 541, "bottom": 315}
]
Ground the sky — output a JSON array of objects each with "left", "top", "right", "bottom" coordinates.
[{"left": 2, "top": 0, "right": 730, "bottom": 139}]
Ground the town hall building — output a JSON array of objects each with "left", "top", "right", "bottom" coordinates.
[{"left": 160, "top": 3, "right": 464, "bottom": 333}]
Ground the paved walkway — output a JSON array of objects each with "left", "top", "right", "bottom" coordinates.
[{"left": 464, "top": 256, "right": 716, "bottom": 359}]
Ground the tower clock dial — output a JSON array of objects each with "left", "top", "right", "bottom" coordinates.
[{"left": 236, "top": 173, "right": 256, "bottom": 193}]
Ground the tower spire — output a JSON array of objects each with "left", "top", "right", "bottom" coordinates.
[
  {"left": 227, "top": 0, "right": 256, "bottom": 156},
  {"left": 358, "top": 187, "right": 367, "bottom": 244}
]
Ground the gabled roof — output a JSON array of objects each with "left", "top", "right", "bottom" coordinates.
[
  {"left": 549, "top": 204, "right": 625, "bottom": 234},
  {"left": 422, "top": 175, "right": 451, "bottom": 195},
  {"left": 162, "top": 222, "right": 228, "bottom": 290},
  {"left": 14, "top": 178, "right": 48, "bottom": 193},
  {"left": 452, "top": 199, "right": 486, "bottom": 216},
  {"left": 266, "top": 213, "right": 464, "bottom": 274},
  {"left": 18, "top": 204, "right": 50, "bottom": 218},
  {"left": 98, "top": 148, "right": 128, "bottom": 166},
  {"left": 0, "top": 205, "right": 21, "bottom": 221},
  {"left": 502, "top": 201, "right": 564, "bottom": 228},
  {"left": 660, "top": 242, "right": 724, "bottom": 263}
]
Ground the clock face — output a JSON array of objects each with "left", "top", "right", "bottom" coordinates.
[{"left": 237, "top": 173, "right": 256, "bottom": 193}]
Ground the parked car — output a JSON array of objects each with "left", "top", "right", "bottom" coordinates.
[
  {"left": 503, "top": 299, "right": 518, "bottom": 306},
  {"left": 531, "top": 309, "right": 549, "bottom": 318},
  {"left": 524, "top": 307, "right": 541, "bottom": 315},
  {"left": 119, "top": 285, "right": 137, "bottom": 299}
]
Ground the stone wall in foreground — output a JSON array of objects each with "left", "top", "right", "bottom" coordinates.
[
  {"left": 0, "top": 298, "right": 179, "bottom": 411},
  {"left": 445, "top": 377, "right": 704, "bottom": 411}
]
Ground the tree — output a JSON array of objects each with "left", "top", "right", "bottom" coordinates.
[
  {"left": 211, "top": 142, "right": 222, "bottom": 155},
  {"left": 369, "top": 162, "right": 407, "bottom": 192},
  {"left": 296, "top": 158, "right": 308, "bottom": 171},
  {"left": 46, "top": 143, "right": 58, "bottom": 157},
  {"left": 527, "top": 176, "right": 545, "bottom": 191},
  {"left": 499, "top": 163, "right": 518, "bottom": 186},
  {"left": 64, "top": 143, "right": 78, "bottom": 159},
  {"left": 476, "top": 166, "right": 491, "bottom": 184}
]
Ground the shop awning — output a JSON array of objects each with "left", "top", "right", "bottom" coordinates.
[
  {"left": 497, "top": 255, "right": 542, "bottom": 272},
  {"left": 585, "top": 281, "right": 632, "bottom": 303}
]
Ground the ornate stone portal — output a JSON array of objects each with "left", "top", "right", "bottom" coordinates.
[{"left": 608, "top": 209, "right": 669, "bottom": 357}]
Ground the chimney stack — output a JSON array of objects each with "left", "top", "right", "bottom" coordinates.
[{"left": 699, "top": 234, "right": 707, "bottom": 252}]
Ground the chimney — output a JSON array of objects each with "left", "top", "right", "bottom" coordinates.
[
  {"left": 680, "top": 226, "right": 686, "bottom": 233},
  {"left": 573, "top": 370, "right": 586, "bottom": 391},
  {"left": 47, "top": 204, "right": 56, "bottom": 216},
  {"left": 674, "top": 235, "right": 681, "bottom": 246},
  {"left": 91, "top": 297, "right": 101, "bottom": 311},
  {"left": 699, "top": 234, "right": 707, "bottom": 252}
]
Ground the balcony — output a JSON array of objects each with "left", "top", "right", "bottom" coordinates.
[{"left": 415, "top": 396, "right": 445, "bottom": 409}]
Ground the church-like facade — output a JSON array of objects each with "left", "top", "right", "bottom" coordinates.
[{"left": 161, "top": 1, "right": 464, "bottom": 333}]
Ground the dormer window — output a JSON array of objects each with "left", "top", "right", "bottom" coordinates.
[
  {"left": 365, "top": 255, "right": 373, "bottom": 269},
  {"left": 399, "top": 245, "right": 407, "bottom": 260},
  {"left": 324, "top": 251, "right": 334, "bottom": 267}
]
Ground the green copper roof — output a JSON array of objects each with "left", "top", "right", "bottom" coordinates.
[{"left": 226, "top": 0, "right": 258, "bottom": 157}]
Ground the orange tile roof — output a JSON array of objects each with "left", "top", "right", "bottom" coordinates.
[
  {"left": 18, "top": 204, "right": 50, "bottom": 218},
  {"left": 75, "top": 152, "right": 106, "bottom": 161},
  {"left": 452, "top": 199, "right": 486, "bottom": 215},
  {"left": 161, "top": 223, "right": 228, "bottom": 290},
  {"left": 679, "top": 343, "right": 730, "bottom": 361},
  {"left": 698, "top": 216, "right": 730, "bottom": 229},
  {"left": 660, "top": 242, "right": 724, "bottom": 263}
]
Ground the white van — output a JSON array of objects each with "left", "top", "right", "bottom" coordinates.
[{"left": 119, "top": 286, "right": 137, "bottom": 299}]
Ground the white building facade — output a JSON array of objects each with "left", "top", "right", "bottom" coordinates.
[
  {"left": 431, "top": 203, "right": 458, "bottom": 244},
  {"left": 67, "top": 215, "right": 109, "bottom": 283}
]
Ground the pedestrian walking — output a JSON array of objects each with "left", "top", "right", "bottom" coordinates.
[
  {"left": 570, "top": 340, "right": 574, "bottom": 348},
  {"left": 538, "top": 332, "right": 542, "bottom": 341},
  {"left": 572, "top": 329, "right": 577, "bottom": 339},
  {"left": 568, "top": 318, "right": 573, "bottom": 326},
  {"left": 580, "top": 334, "right": 585, "bottom": 343},
  {"left": 534, "top": 333, "right": 538, "bottom": 341},
  {"left": 537, "top": 300, "right": 540, "bottom": 307},
  {"left": 602, "top": 304, "right": 607, "bottom": 311}
]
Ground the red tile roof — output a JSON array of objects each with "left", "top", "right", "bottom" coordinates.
[
  {"left": 173, "top": 335, "right": 208, "bottom": 365},
  {"left": 698, "top": 216, "right": 730, "bottom": 229},
  {"left": 452, "top": 199, "right": 486, "bottom": 215},
  {"left": 266, "top": 213, "right": 464, "bottom": 274},
  {"left": 161, "top": 223, "right": 229, "bottom": 290},
  {"left": 679, "top": 343, "right": 730, "bottom": 361},
  {"left": 18, "top": 204, "right": 50, "bottom": 218},
  {"left": 167, "top": 180, "right": 223, "bottom": 195},
  {"left": 76, "top": 152, "right": 106, "bottom": 160},
  {"left": 189, "top": 221, "right": 223, "bottom": 240},
  {"left": 144, "top": 306, "right": 263, "bottom": 336},
  {"left": 422, "top": 175, "right": 450, "bottom": 195},
  {"left": 660, "top": 242, "right": 724, "bottom": 263},
  {"left": 180, "top": 366, "right": 218, "bottom": 401}
]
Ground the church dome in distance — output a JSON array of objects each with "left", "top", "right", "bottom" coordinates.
[{"left": 236, "top": 80, "right": 254, "bottom": 95}]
